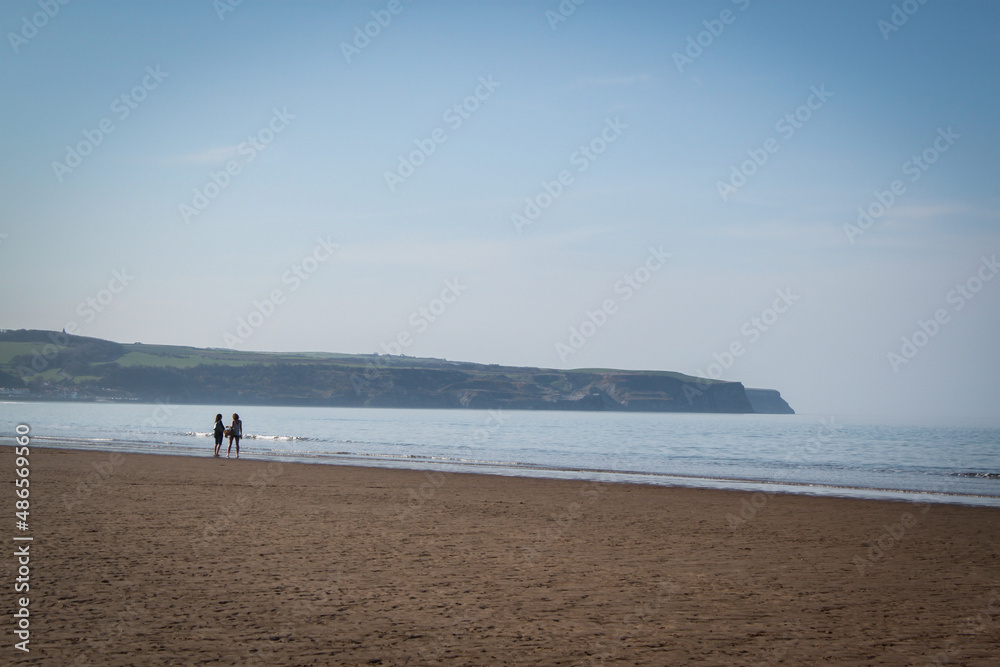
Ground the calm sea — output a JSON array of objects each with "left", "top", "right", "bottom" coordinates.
[{"left": 2, "top": 401, "right": 998, "bottom": 507}]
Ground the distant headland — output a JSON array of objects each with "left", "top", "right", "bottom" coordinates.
[{"left": 0, "top": 329, "right": 793, "bottom": 414}]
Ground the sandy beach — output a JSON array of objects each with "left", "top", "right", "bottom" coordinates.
[{"left": 5, "top": 446, "right": 999, "bottom": 665}]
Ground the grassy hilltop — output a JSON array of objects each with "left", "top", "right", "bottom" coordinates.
[{"left": 0, "top": 329, "right": 793, "bottom": 414}]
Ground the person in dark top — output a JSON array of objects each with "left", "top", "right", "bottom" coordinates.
[
  {"left": 213, "top": 413, "right": 225, "bottom": 457},
  {"left": 227, "top": 413, "right": 243, "bottom": 459}
]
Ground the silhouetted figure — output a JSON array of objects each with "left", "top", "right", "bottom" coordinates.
[{"left": 213, "top": 413, "right": 225, "bottom": 457}]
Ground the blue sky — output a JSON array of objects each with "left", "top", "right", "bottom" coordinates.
[{"left": 1, "top": 0, "right": 998, "bottom": 422}]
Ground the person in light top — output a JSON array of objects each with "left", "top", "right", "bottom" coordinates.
[{"left": 227, "top": 413, "right": 242, "bottom": 459}]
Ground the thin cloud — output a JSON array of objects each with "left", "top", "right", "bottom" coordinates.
[
  {"left": 568, "top": 73, "right": 656, "bottom": 90},
  {"left": 164, "top": 146, "right": 242, "bottom": 165}
]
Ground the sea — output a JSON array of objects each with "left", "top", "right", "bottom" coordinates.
[{"left": 2, "top": 401, "right": 999, "bottom": 507}]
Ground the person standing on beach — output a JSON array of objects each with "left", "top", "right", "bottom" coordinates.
[
  {"left": 213, "top": 413, "right": 225, "bottom": 457},
  {"left": 227, "top": 413, "right": 242, "bottom": 459}
]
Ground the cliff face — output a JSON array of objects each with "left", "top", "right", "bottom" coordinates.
[
  {"left": 364, "top": 369, "right": 755, "bottom": 413},
  {"left": 744, "top": 388, "right": 795, "bottom": 414},
  {"left": 584, "top": 373, "right": 754, "bottom": 413},
  {"left": 0, "top": 330, "right": 794, "bottom": 414}
]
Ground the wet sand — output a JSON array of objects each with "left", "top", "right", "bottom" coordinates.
[{"left": 5, "top": 446, "right": 999, "bottom": 665}]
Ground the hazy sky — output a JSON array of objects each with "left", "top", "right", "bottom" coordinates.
[{"left": 1, "top": 0, "right": 998, "bottom": 423}]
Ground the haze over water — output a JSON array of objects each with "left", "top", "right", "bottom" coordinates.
[{"left": 3, "top": 402, "right": 997, "bottom": 507}]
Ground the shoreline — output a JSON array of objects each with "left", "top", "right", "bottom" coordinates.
[
  {"left": 7, "top": 446, "right": 1000, "bottom": 664},
  {"left": 8, "top": 439, "right": 1000, "bottom": 509}
]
